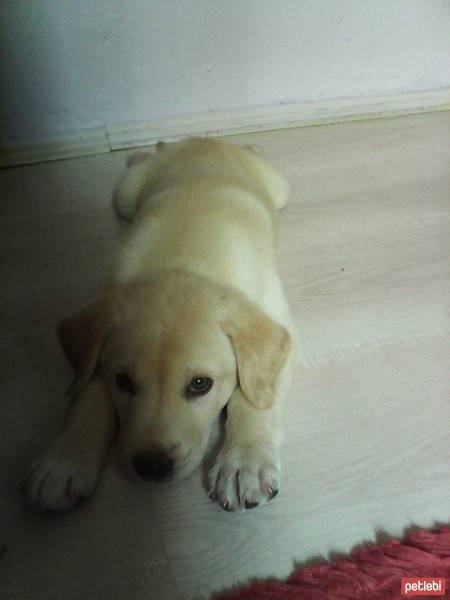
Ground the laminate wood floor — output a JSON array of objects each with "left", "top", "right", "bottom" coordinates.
[{"left": 1, "top": 111, "right": 449, "bottom": 600}]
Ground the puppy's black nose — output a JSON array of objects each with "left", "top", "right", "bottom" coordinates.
[{"left": 132, "top": 450, "right": 174, "bottom": 482}]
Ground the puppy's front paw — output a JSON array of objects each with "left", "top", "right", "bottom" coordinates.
[
  {"left": 208, "top": 445, "right": 280, "bottom": 512},
  {"left": 23, "top": 444, "right": 100, "bottom": 512}
]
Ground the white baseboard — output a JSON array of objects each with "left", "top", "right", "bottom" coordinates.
[
  {"left": 0, "top": 128, "right": 110, "bottom": 168},
  {"left": 1, "top": 87, "right": 449, "bottom": 167}
]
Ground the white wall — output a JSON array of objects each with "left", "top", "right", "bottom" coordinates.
[{"left": 1, "top": 0, "right": 450, "bottom": 145}]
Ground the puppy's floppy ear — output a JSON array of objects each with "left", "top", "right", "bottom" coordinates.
[
  {"left": 58, "top": 295, "right": 113, "bottom": 397},
  {"left": 220, "top": 295, "right": 291, "bottom": 409}
]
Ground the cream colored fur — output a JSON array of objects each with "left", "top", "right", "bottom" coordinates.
[{"left": 24, "top": 138, "right": 294, "bottom": 512}]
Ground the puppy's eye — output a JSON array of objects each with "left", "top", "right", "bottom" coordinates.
[
  {"left": 186, "top": 376, "right": 213, "bottom": 398},
  {"left": 115, "top": 372, "right": 136, "bottom": 395}
]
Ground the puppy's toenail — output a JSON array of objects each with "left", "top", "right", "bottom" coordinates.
[
  {"left": 268, "top": 488, "right": 279, "bottom": 500},
  {"left": 208, "top": 490, "right": 217, "bottom": 502},
  {"left": 221, "top": 501, "right": 234, "bottom": 512},
  {"left": 245, "top": 501, "right": 259, "bottom": 509}
]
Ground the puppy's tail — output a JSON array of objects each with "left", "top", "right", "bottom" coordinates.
[{"left": 113, "top": 151, "right": 152, "bottom": 221}]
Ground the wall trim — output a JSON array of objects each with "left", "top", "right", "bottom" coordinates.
[
  {"left": 1, "top": 87, "right": 449, "bottom": 167},
  {"left": 0, "top": 128, "right": 110, "bottom": 168}
]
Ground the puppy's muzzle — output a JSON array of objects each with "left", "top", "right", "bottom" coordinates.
[{"left": 132, "top": 449, "right": 174, "bottom": 482}]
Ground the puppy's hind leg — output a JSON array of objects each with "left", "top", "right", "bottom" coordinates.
[
  {"left": 244, "top": 149, "right": 290, "bottom": 210},
  {"left": 113, "top": 151, "right": 152, "bottom": 222}
]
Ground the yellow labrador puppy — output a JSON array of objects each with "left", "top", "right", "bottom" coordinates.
[{"left": 24, "top": 138, "right": 295, "bottom": 512}]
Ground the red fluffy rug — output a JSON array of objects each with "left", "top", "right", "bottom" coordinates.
[{"left": 213, "top": 526, "right": 450, "bottom": 599}]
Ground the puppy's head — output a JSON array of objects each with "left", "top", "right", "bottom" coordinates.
[{"left": 58, "top": 273, "right": 290, "bottom": 482}]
